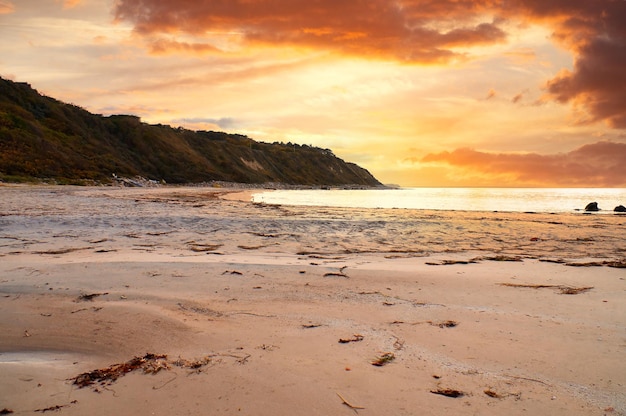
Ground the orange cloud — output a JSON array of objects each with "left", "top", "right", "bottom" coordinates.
[
  {"left": 421, "top": 141, "right": 626, "bottom": 187},
  {"left": 113, "top": 0, "right": 507, "bottom": 63},
  {"left": 112, "top": 0, "right": 625, "bottom": 128},
  {"left": 0, "top": 0, "right": 15, "bottom": 14},
  {"left": 148, "top": 38, "right": 223, "bottom": 55}
]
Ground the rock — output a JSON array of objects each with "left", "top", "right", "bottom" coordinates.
[
  {"left": 584, "top": 202, "right": 600, "bottom": 212},
  {"left": 614, "top": 205, "right": 626, "bottom": 212}
]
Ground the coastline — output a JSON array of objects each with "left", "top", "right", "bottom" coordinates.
[
  {"left": 0, "top": 186, "right": 624, "bottom": 415},
  {"left": 245, "top": 186, "right": 626, "bottom": 214}
]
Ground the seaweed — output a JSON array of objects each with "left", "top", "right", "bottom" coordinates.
[
  {"left": 484, "top": 389, "right": 502, "bottom": 398},
  {"left": 71, "top": 353, "right": 169, "bottom": 389},
  {"left": 34, "top": 401, "right": 77, "bottom": 413},
  {"left": 34, "top": 247, "right": 93, "bottom": 255},
  {"left": 76, "top": 292, "right": 108, "bottom": 302},
  {"left": 222, "top": 270, "right": 243, "bottom": 275},
  {"left": 498, "top": 283, "right": 593, "bottom": 295},
  {"left": 324, "top": 265, "right": 349, "bottom": 278},
  {"left": 433, "top": 320, "right": 458, "bottom": 328},
  {"left": 338, "top": 334, "right": 364, "bottom": 344},
  {"left": 171, "top": 356, "right": 212, "bottom": 370},
  {"left": 392, "top": 320, "right": 459, "bottom": 328},
  {"left": 237, "top": 244, "right": 267, "bottom": 250},
  {"left": 541, "top": 259, "right": 626, "bottom": 268},
  {"left": 371, "top": 352, "right": 395, "bottom": 366},
  {"left": 188, "top": 243, "right": 222, "bottom": 252},
  {"left": 430, "top": 388, "right": 464, "bottom": 398},
  {"left": 70, "top": 353, "right": 245, "bottom": 391},
  {"left": 426, "top": 259, "right": 477, "bottom": 266},
  {"left": 323, "top": 272, "right": 349, "bottom": 278},
  {"left": 558, "top": 286, "right": 593, "bottom": 295},
  {"left": 566, "top": 260, "right": 626, "bottom": 268},
  {"left": 474, "top": 255, "right": 523, "bottom": 262}
]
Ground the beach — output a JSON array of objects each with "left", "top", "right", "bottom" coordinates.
[{"left": 1, "top": 185, "right": 624, "bottom": 415}]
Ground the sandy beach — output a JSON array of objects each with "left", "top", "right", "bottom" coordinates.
[{"left": 1, "top": 185, "right": 624, "bottom": 415}]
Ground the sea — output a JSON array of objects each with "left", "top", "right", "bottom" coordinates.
[{"left": 251, "top": 188, "right": 626, "bottom": 214}]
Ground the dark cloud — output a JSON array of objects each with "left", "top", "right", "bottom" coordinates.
[
  {"left": 545, "top": 37, "right": 626, "bottom": 128},
  {"left": 510, "top": 0, "right": 626, "bottom": 128},
  {"left": 421, "top": 141, "right": 626, "bottom": 186},
  {"left": 113, "top": 0, "right": 507, "bottom": 63},
  {"left": 112, "top": 0, "right": 625, "bottom": 128}
]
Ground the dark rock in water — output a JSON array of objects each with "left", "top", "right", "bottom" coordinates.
[
  {"left": 584, "top": 202, "right": 600, "bottom": 212},
  {"left": 614, "top": 205, "right": 626, "bottom": 213}
]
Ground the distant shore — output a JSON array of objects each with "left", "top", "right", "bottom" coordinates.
[{"left": 0, "top": 186, "right": 624, "bottom": 415}]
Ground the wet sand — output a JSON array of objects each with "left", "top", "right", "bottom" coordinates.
[{"left": 0, "top": 185, "right": 624, "bottom": 415}]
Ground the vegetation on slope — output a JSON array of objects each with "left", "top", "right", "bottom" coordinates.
[{"left": 0, "top": 77, "right": 382, "bottom": 186}]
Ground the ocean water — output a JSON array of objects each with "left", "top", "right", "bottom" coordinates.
[{"left": 251, "top": 188, "right": 626, "bottom": 214}]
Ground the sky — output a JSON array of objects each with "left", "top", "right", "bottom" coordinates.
[{"left": 1, "top": 0, "right": 625, "bottom": 187}]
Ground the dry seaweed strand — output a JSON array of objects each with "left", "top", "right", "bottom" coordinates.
[
  {"left": 498, "top": 283, "right": 593, "bottom": 295},
  {"left": 336, "top": 392, "right": 365, "bottom": 413},
  {"left": 430, "top": 388, "right": 465, "bottom": 398},
  {"left": 484, "top": 389, "right": 503, "bottom": 398},
  {"left": 323, "top": 272, "right": 349, "bottom": 278},
  {"left": 338, "top": 334, "right": 364, "bottom": 344},
  {"left": 426, "top": 259, "right": 477, "bottom": 266},
  {"left": 605, "top": 260, "right": 626, "bottom": 268},
  {"left": 432, "top": 320, "right": 458, "bottom": 328},
  {"left": 188, "top": 244, "right": 222, "bottom": 252},
  {"left": 558, "top": 286, "right": 593, "bottom": 294},
  {"left": 172, "top": 356, "right": 212, "bottom": 370},
  {"left": 71, "top": 353, "right": 169, "bottom": 389},
  {"left": 222, "top": 270, "right": 243, "bottom": 275},
  {"left": 541, "top": 259, "right": 626, "bottom": 268},
  {"left": 473, "top": 255, "right": 523, "bottom": 262},
  {"left": 483, "top": 389, "right": 522, "bottom": 399},
  {"left": 71, "top": 352, "right": 250, "bottom": 391},
  {"left": 395, "top": 320, "right": 459, "bottom": 327},
  {"left": 34, "top": 247, "right": 93, "bottom": 255},
  {"left": 34, "top": 401, "right": 77, "bottom": 413},
  {"left": 34, "top": 405, "right": 67, "bottom": 413},
  {"left": 237, "top": 244, "right": 267, "bottom": 250},
  {"left": 371, "top": 352, "right": 395, "bottom": 366},
  {"left": 76, "top": 292, "right": 108, "bottom": 302},
  {"left": 297, "top": 252, "right": 346, "bottom": 260}
]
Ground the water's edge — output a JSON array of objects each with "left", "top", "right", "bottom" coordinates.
[{"left": 251, "top": 188, "right": 626, "bottom": 214}]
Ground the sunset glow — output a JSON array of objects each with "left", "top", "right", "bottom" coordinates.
[{"left": 1, "top": 0, "right": 624, "bottom": 186}]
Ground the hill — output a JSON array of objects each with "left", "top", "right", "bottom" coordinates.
[{"left": 0, "top": 77, "right": 382, "bottom": 187}]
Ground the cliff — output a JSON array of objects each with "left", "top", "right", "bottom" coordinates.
[{"left": 0, "top": 77, "right": 382, "bottom": 186}]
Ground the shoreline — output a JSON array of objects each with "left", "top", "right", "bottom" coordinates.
[
  {"left": 3, "top": 181, "right": 624, "bottom": 214},
  {"left": 1, "top": 186, "right": 624, "bottom": 415}
]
